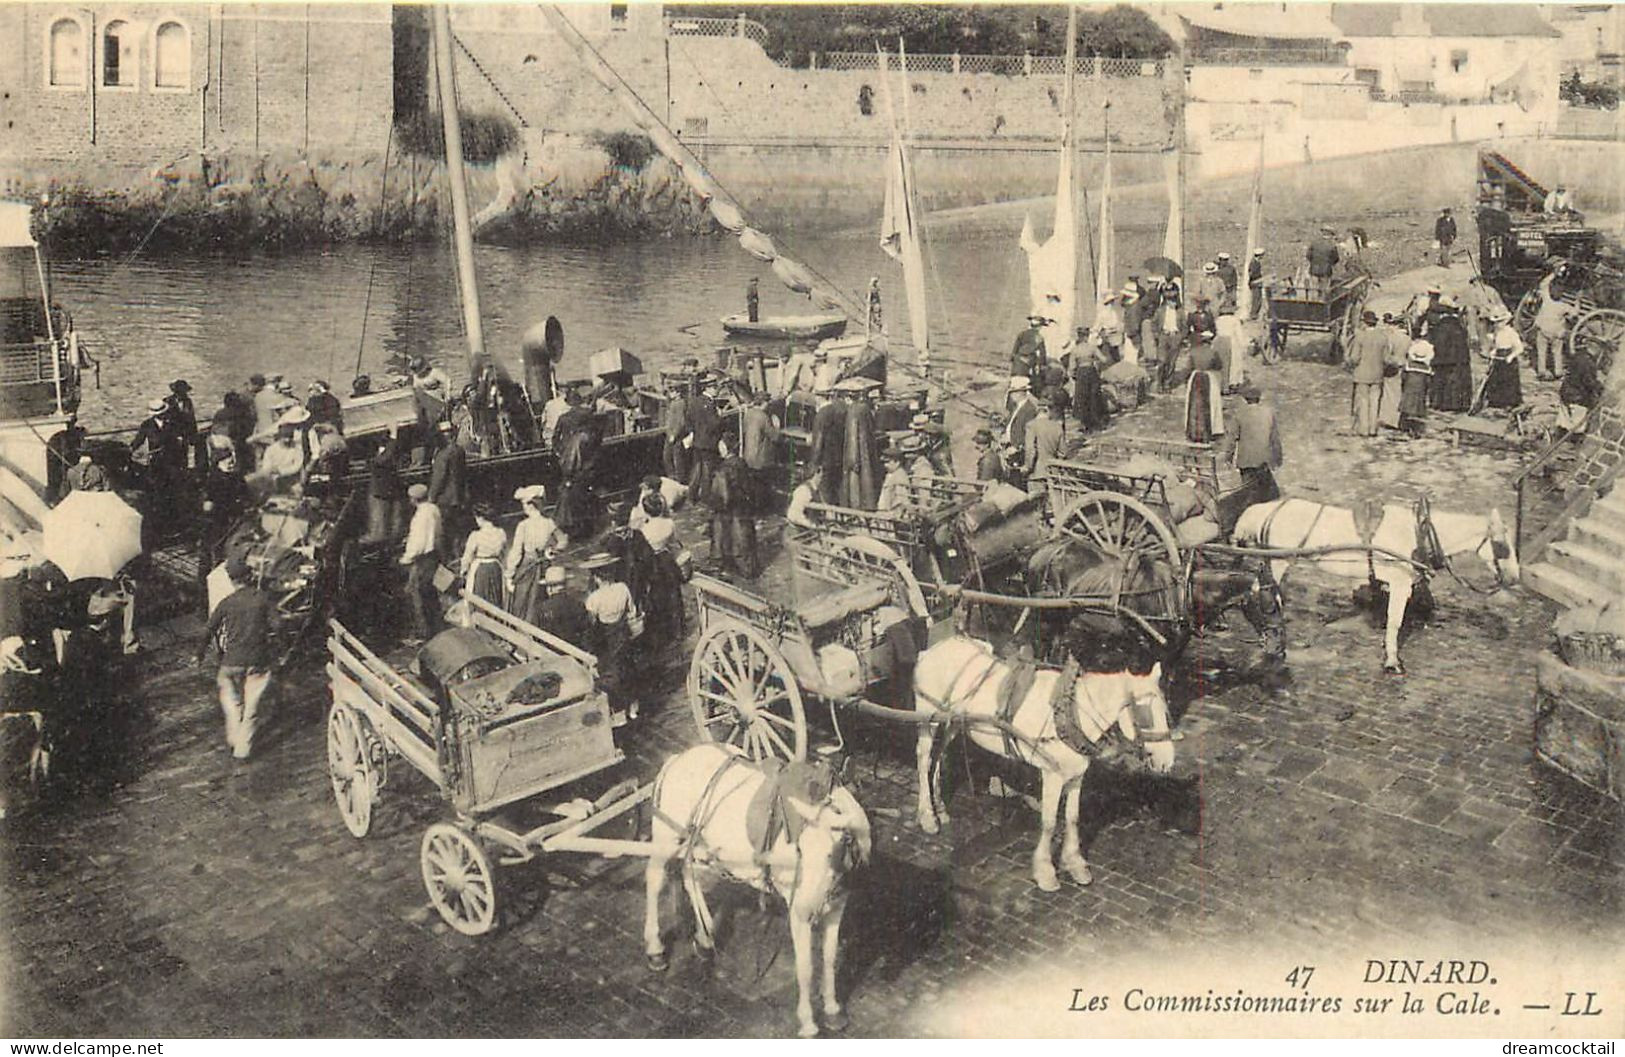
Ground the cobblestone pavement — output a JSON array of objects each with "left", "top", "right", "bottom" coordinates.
[{"left": 3, "top": 353, "right": 1622, "bottom": 1039}]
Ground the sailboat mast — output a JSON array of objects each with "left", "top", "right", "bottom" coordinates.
[
  {"left": 1063, "top": 7, "right": 1080, "bottom": 320},
  {"left": 431, "top": 4, "right": 487, "bottom": 373}
]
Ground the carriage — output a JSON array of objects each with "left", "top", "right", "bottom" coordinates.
[
  {"left": 1262, "top": 273, "right": 1371, "bottom": 363},
  {"left": 323, "top": 592, "right": 657, "bottom": 935}
]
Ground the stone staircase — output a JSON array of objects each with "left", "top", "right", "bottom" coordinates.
[
  {"left": 1527, "top": 487, "right": 1625, "bottom": 608},
  {"left": 1523, "top": 407, "right": 1625, "bottom": 608}
]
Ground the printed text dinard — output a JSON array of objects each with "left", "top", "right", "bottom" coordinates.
[{"left": 1068, "top": 962, "right": 1609, "bottom": 1018}]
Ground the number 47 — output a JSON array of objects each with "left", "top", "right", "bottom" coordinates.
[{"left": 1285, "top": 966, "right": 1316, "bottom": 990}]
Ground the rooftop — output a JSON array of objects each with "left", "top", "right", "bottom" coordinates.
[{"left": 1329, "top": 4, "right": 1561, "bottom": 39}]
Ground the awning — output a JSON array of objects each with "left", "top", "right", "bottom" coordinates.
[{"left": 0, "top": 202, "right": 37, "bottom": 249}]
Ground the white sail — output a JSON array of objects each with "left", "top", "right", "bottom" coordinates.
[
  {"left": 1097, "top": 108, "right": 1116, "bottom": 308},
  {"left": 876, "top": 44, "right": 931, "bottom": 366},
  {"left": 1242, "top": 132, "right": 1265, "bottom": 319},
  {"left": 1161, "top": 147, "right": 1183, "bottom": 268},
  {"left": 1020, "top": 9, "right": 1084, "bottom": 353}
]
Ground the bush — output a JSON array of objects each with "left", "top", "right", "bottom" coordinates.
[
  {"left": 397, "top": 109, "right": 519, "bottom": 164},
  {"left": 596, "top": 131, "right": 656, "bottom": 172}
]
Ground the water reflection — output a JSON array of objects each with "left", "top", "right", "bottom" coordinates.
[{"left": 52, "top": 222, "right": 1175, "bottom": 433}]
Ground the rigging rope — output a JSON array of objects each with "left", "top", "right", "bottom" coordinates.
[{"left": 353, "top": 118, "right": 396, "bottom": 382}]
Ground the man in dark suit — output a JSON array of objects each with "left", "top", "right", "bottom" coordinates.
[
  {"left": 428, "top": 421, "right": 470, "bottom": 562},
  {"left": 808, "top": 387, "right": 847, "bottom": 506},
  {"left": 1434, "top": 207, "right": 1457, "bottom": 268}
]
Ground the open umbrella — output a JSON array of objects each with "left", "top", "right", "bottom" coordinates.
[
  {"left": 40, "top": 491, "right": 142, "bottom": 582},
  {"left": 1143, "top": 256, "right": 1184, "bottom": 281}
]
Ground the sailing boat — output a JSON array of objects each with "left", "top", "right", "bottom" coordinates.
[
  {"left": 336, "top": 5, "right": 671, "bottom": 503},
  {"left": 877, "top": 41, "right": 933, "bottom": 376},
  {"left": 1019, "top": 9, "right": 1090, "bottom": 362}
]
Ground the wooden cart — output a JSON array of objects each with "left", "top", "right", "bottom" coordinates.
[
  {"left": 688, "top": 531, "right": 936, "bottom": 762},
  {"left": 324, "top": 592, "right": 654, "bottom": 935},
  {"left": 1264, "top": 274, "right": 1370, "bottom": 363}
]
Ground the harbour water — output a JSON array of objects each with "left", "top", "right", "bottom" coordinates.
[{"left": 53, "top": 221, "right": 1176, "bottom": 435}]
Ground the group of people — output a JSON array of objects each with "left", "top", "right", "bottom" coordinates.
[{"left": 1343, "top": 270, "right": 1605, "bottom": 440}]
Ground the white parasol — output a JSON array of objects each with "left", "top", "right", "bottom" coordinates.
[{"left": 40, "top": 491, "right": 143, "bottom": 581}]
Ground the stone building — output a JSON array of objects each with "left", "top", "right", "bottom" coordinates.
[{"left": 0, "top": 4, "right": 394, "bottom": 171}]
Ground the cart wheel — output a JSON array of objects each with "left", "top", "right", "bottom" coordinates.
[
  {"left": 1569, "top": 308, "right": 1625, "bottom": 378},
  {"left": 1057, "top": 493, "right": 1185, "bottom": 647},
  {"left": 688, "top": 622, "right": 807, "bottom": 762},
  {"left": 327, "top": 703, "right": 377, "bottom": 839},
  {"left": 421, "top": 822, "right": 500, "bottom": 936},
  {"left": 1514, "top": 289, "right": 1541, "bottom": 344}
]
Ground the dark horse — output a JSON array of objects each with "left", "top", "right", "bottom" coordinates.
[{"left": 1023, "top": 538, "right": 1286, "bottom": 667}]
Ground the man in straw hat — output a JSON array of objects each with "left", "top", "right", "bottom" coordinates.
[
  {"left": 400, "top": 482, "right": 442, "bottom": 644},
  {"left": 531, "top": 563, "right": 586, "bottom": 648},
  {"left": 1004, "top": 375, "right": 1038, "bottom": 455},
  {"left": 1345, "top": 309, "right": 1388, "bottom": 437}
]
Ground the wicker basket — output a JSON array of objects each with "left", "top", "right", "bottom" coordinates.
[{"left": 1557, "top": 631, "right": 1625, "bottom": 676}]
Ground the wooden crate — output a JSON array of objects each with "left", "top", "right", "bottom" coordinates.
[
  {"left": 1535, "top": 652, "right": 1625, "bottom": 802},
  {"left": 446, "top": 659, "right": 619, "bottom": 815}
]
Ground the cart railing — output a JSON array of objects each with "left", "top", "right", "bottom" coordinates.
[
  {"left": 801, "top": 500, "right": 928, "bottom": 556},
  {"left": 896, "top": 474, "right": 984, "bottom": 516},
  {"left": 1047, "top": 458, "right": 1171, "bottom": 519},
  {"left": 461, "top": 591, "right": 600, "bottom": 676},
  {"left": 328, "top": 619, "right": 442, "bottom": 783}
]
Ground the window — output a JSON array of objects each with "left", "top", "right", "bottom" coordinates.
[
  {"left": 48, "top": 18, "right": 85, "bottom": 88},
  {"left": 609, "top": 3, "right": 627, "bottom": 29},
  {"left": 1450, "top": 49, "right": 1469, "bottom": 73},
  {"left": 153, "top": 21, "right": 188, "bottom": 89},
  {"left": 102, "top": 20, "right": 135, "bottom": 88},
  {"left": 1248, "top": 68, "right": 1263, "bottom": 79}
]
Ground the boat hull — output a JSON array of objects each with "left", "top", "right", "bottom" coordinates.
[{"left": 721, "top": 313, "right": 847, "bottom": 341}]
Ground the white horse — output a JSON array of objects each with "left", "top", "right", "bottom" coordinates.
[
  {"left": 643, "top": 743, "right": 872, "bottom": 1038},
  {"left": 913, "top": 636, "right": 1175, "bottom": 892},
  {"left": 1231, "top": 498, "right": 1519, "bottom": 673}
]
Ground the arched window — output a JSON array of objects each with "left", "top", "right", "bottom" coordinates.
[
  {"left": 153, "top": 21, "right": 188, "bottom": 89},
  {"left": 48, "top": 18, "right": 85, "bottom": 88},
  {"left": 103, "top": 20, "right": 136, "bottom": 87}
]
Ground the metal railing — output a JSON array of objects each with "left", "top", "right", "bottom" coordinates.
[
  {"left": 663, "top": 14, "right": 768, "bottom": 48},
  {"left": 820, "top": 51, "right": 1163, "bottom": 78},
  {"left": 0, "top": 343, "right": 60, "bottom": 386}
]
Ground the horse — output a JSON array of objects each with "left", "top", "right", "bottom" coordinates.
[
  {"left": 1231, "top": 497, "right": 1518, "bottom": 673},
  {"left": 643, "top": 743, "right": 872, "bottom": 1038},
  {"left": 1024, "top": 539, "right": 1286, "bottom": 666},
  {"left": 913, "top": 635, "right": 1175, "bottom": 892}
]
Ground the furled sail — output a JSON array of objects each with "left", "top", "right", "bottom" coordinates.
[
  {"left": 1242, "top": 132, "right": 1265, "bottom": 319},
  {"left": 1096, "top": 107, "right": 1116, "bottom": 309},
  {"left": 877, "top": 43, "right": 932, "bottom": 367}
]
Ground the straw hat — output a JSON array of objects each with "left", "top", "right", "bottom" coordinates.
[
  {"left": 544, "top": 565, "right": 567, "bottom": 586},
  {"left": 408, "top": 483, "right": 429, "bottom": 500},
  {"left": 1008, "top": 376, "right": 1031, "bottom": 392},
  {"left": 581, "top": 552, "right": 619, "bottom": 571}
]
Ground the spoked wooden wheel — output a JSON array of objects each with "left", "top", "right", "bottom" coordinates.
[
  {"left": 420, "top": 823, "right": 499, "bottom": 936},
  {"left": 1514, "top": 290, "right": 1541, "bottom": 344},
  {"left": 327, "top": 703, "right": 377, "bottom": 838},
  {"left": 1058, "top": 491, "right": 1185, "bottom": 627},
  {"left": 688, "top": 623, "right": 806, "bottom": 761},
  {"left": 1569, "top": 308, "right": 1625, "bottom": 378}
]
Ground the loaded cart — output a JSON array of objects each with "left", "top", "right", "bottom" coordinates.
[{"left": 324, "top": 592, "right": 655, "bottom": 935}]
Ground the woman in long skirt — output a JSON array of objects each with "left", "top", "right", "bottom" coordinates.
[
  {"left": 458, "top": 503, "right": 508, "bottom": 619},
  {"left": 1483, "top": 313, "right": 1524, "bottom": 410},
  {"left": 1184, "top": 369, "right": 1224, "bottom": 444},
  {"left": 636, "top": 492, "right": 686, "bottom": 646},
  {"left": 1426, "top": 309, "right": 1474, "bottom": 412},
  {"left": 1399, "top": 338, "right": 1434, "bottom": 437},
  {"left": 504, "top": 486, "right": 566, "bottom": 625}
]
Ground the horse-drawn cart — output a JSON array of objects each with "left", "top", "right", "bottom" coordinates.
[
  {"left": 1263, "top": 274, "right": 1370, "bottom": 363},
  {"left": 688, "top": 530, "right": 936, "bottom": 762},
  {"left": 324, "top": 592, "right": 654, "bottom": 935}
]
